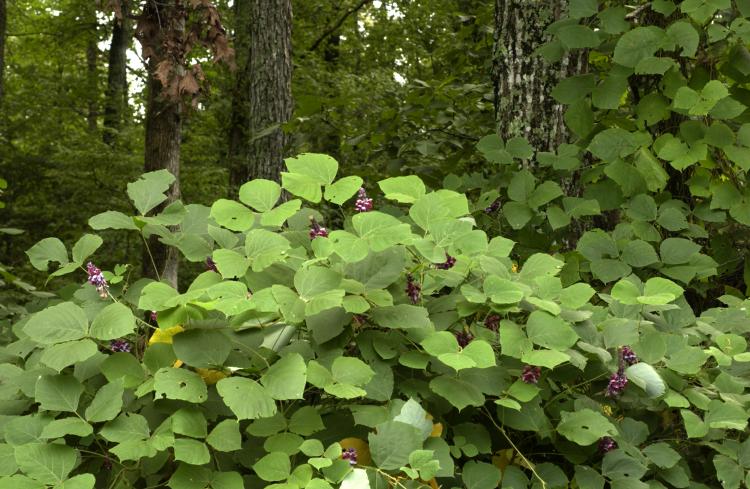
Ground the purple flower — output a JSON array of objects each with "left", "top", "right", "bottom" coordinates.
[
  {"left": 436, "top": 253, "right": 456, "bottom": 270},
  {"left": 485, "top": 197, "right": 501, "bottom": 214},
  {"left": 621, "top": 346, "right": 638, "bottom": 366},
  {"left": 455, "top": 331, "right": 474, "bottom": 348},
  {"left": 342, "top": 447, "right": 357, "bottom": 465},
  {"left": 86, "top": 262, "right": 109, "bottom": 298},
  {"left": 150, "top": 311, "right": 158, "bottom": 323},
  {"left": 598, "top": 436, "right": 617, "bottom": 453},
  {"left": 606, "top": 371, "right": 628, "bottom": 397},
  {"left": 206, "top": 256, "right": 218, "bottom": 272},
  {"left": 309, "top": 217, "right": 329, "bottom": 239},
  {"left": 110, "top": 339, "right": 131, "bottom": 353},
  {"left": 484, "top": 314, "right": 500, "bottom": 332},
  {"left": 521, "top": 365, "right": 541, "bottom": 384},
  {"left": 405, "top": 274, "right": 421, "bottom": 304},
  {"left": 354, "top": 187, "right": 373, "bottom": 212}
]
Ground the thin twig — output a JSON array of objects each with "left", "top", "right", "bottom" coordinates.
[{"left": 309, "top": 0, "right": 374, "bottom": 52}]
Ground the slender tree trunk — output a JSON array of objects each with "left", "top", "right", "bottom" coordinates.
[
  {"left": 103, "top": 1, "right": 131, "bottom": 145},
  {"left": 227, "top": 0, "right": 251, "bottom": 195},
  {"left": 492, "top": 0, "right": 585, "bottom": 152},
  {"left": 142, "top": 1, "right": 181, "bottom": 287},
  {"left": 0, "top": 0, "right": 6, "bottom": 105},
  {"left": 228, "top": 0, "right": 293, "bottom": 190},
  {"left": 86, "top": 39, "right": 98, "bottom": 132}
]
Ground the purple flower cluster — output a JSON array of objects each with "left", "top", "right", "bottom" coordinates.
[
  {"left": 621, "top": 346, "right": 638, "bottom": 366},
  {"left": 150, "top": 311, "right": 158, "bottom": 323},
  {"left": 606, "top": 371, "right": 628, "bottom": 397},
  {"left": 354, "top": 188, "right": 373, "bottom": 212},
  {"left": 86, "top": 262, "right": 109, "bottom": 298},
  {"left": 342, "top": 448, "right": 357, "bottom": 466},
  {"left": 309, "top": 217, "right": 329, "bottom": 239},
  {"left": 436, "top": 253, "right": 456, "bottom": 270},
  {"left": 206, "top": 256, "right": 218, "bottom": 272},
  {"left": 521, "top": 365, "right": 541, "bottom": 384},
  {"left": 484, "top": 314, "right": 500, "bottom": 332},
  {"left": 598, "top": 436, "right": 617, "bottom": 453},
  {"left": 455, "top": 331, "right": 474, "bottom": 348},
  {"left": 405, "top": 274, "right": 421, "bottom": 304},
  {"left": 485, "top": 197, "right": 501, "bottom": 214},
  {"left": 110, "top": 339, "right": 131, "bottom": 353}
]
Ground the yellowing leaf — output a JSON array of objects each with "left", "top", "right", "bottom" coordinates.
[{"left": 148, "top": 325, "right": 185, "bottom": 346}]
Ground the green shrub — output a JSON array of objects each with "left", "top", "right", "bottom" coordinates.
[{"left": 3, "top": 154, "right": 750, "bottom": 489}]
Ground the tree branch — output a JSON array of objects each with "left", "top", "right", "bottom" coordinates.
[{"left": 308, "top": 0, "right": 373, "bottom": 52}]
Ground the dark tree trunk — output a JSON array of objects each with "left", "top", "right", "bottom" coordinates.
[
  {"left": 142, "top": 2, "right": 181, "bottom": 287},
  {"left": 492, "top": 0, "right": 585, "bottom": 152},
  {"left": 228, "top": 0, "right": 293, "bottom": 190},
  {"left": 227, "top": 0, "right": 251, "bottom": 195},
  {"left": 103, "top": 1, "right": 131, "bottom": 145},
  {"left": 86, "top": 39, "right": 98, "bottom": 132},
  {"left": 0, "top": 0, "right": 6, "bottom": 105}
]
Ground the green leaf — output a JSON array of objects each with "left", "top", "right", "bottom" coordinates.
[
  {"left": 253, "top": 452, "right": 291, "bottom": 482},
  {"left": 24, "top": 302, "right": 87, "bottom": 345},
  {"left": 660, "top": 238, "right": 701, "bottom": 264},
  {"left": 71, "top": 234, "right": 103, "bottom": 264},
  {"left": 39, "top": 418, "right": 93, "bottom": 439},
  {"left": 212, "top": 249, "right": 250, "bottom": 279},
  {"left": 483, "top": 276, "right": 524, "bottom": 304},
  {"left": 88, "top": 211, "right": 138, "bottom": 231},
  {"left": 462, "top": 461, "right": 502, "bottom": 489},
  {"left": 294, "top": 266, "right": 341, "bottom": 300},
  {"left": 172, "top": 329, "right": 232, "bottom": 368},
  {"left": 371, "top": 305, "right": 432, "bottom": 329},
  {"left": 153, "top": 368, "right": 208, "bottom": 403},
  {"left": 210, "top": 199, "right": 254, "bottom": 232},
  {"left": 378, "top": 176, "right": 426, "bottom": 203},
  {"left": 325, "top": 176, "right": 363, "bottom": 205},
  {"left": 40, "top": 339, "right": 98, "bottom": 371},
  {"left": 127, "top": 170, "right": 175, "bottom": 215},
  {"left": 85, "top": 381, "right": 124, "bottom": 423},
  {"left": 526, "top": 311, "right": 578, "bottom": 350},
  {"left": 680, "top": 409, "right": 708, "bottom": 438},
  {"left": 714, "top": 455, "right": 743, "bottom": 489},
  {"left": 26, "top": 238, "right": 69, "bottom": 272},
  {"left": 521, "top": 349, "right": 570, "bottom": 368},
  {"left": 285, "top": 153, "right": 338, "bottom": 186},
  {"left": 138, "top": 282, "right": 179, "bottom": 312},
  {"left": 90, "top": 302, "right": 136, "bottom": 340},
  {"left": 369, "top": 421, "right": 422, "bottom": 470},
  {"left": 238, "top": 179, "right": 281, "bottom": 212},
  {"left": 642, "top": 443, "right": 680, "bottom": 469},
  {"left": 624, "top": 363, "right": 665, "bottom": 398},
  {"left": 556, "top": 409, "right": 617, "bottom": 446},
  {"left": 588, "top": 128, "right": 639, "bottom": 161},
  {"left": 261, "top": 199, "right": 301, "bottom": 227},
  {"left": 261, "top": 353, "right": 307, "bottom": 400},
  {"left": 558, "top": 25, "right": 600, "bottom": 48},
  {"left": 551, "top": 74, "right": 597, "bottom": 104},
  {"left": 570, "top": 0, "right": 598, "bottom": 17},
  {"left": 476, "top": 134, "right": 512, "bottom": 164},
  {"left": 100, "top": 413, "right": 150, "bottom": 443},
  {"left": 34, "top": 374, "right": 83, "bottom": 412},
  {"left": 429, "top": 376, "right": 485, "bottom": 410},
  {"left": 207, "top": 419, "right": 241, "bottom": 452},
  {"left": 281, "top": 172, "right": 323, "bottom": 202},
  {"left": 14, "top": 443, "right": 77, "bottom": 484},
  {"left": 174, "top": 438, "right": 210, "bottom": 465},
  {"left": 245, "top": 229, "right": 291, "bottom": 271},
  {"left": 216, "top": 377, "right": 277, "bottom": 420},
  {"left": 613, "top": 26, "right": 665, "bottom": 67}
]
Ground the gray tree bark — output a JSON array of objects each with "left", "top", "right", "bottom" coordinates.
[
  {"left": 142, "top": 1, "right": 181, "bottom": 288},
  {"left": 492, "top": 0, "right": 586, "bottom": 152},
  {"left": 103, "top": 1, "right": 131, "bottom": 145},
  {"left": 228, "top": 0, "right": 293, "bottom": 190}
]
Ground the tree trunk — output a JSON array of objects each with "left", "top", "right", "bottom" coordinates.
[
  {"left": 103, "top": 1, "right": 131, "bottom": 145},
  {"left": 0, "top": 0, "right": 6, "bottom": 105},
  {"left": 492, "top": 0, "right": 585, "bottom": 152},
  {"left": 226, "top": 0, "right": 251, "bottom": 195},
  {"left": 228, "top": 0, "right": 293, "bottom": 190},
  {"left": 142, "top": 2, "right": 181, "bottom": 288},
  {"left": 86, "top": 39, "right": 98, "bottom": 132}
]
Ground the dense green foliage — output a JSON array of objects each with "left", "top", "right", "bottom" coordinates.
[{"left": 5, "top": 0, "right": 750, "bottom": 488}]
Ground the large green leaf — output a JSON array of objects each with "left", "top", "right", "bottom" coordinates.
[
  {"left": 557, "top": 409, "right": 617, "bottom": 446},
  {"left": 89, "top": 302, "right": 136, "bottom": 340},
  {"left": 24, "top": 302, "right": 87, "bottom": 345},
  {"left": 260, "top": 353, "right": 307, "bottom": 400},
  {"left": 216, "top": 377, "right": 277, "bottom": 420},
  {"left": 369, "top": 421, "right": 422, "bottom": 470},
  {"left": 126, "top": 170, "right": 175, "bottom": 215},
  {"left": 14, "top": 443, "right": 77, "bottom": 485}
]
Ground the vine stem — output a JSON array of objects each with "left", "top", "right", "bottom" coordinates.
[
  {"left": 141, "top": 233, "right": 161, "bottom": 282},
  {"left": 482, "top": 408, "right": 547, "bottom": 489}
]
